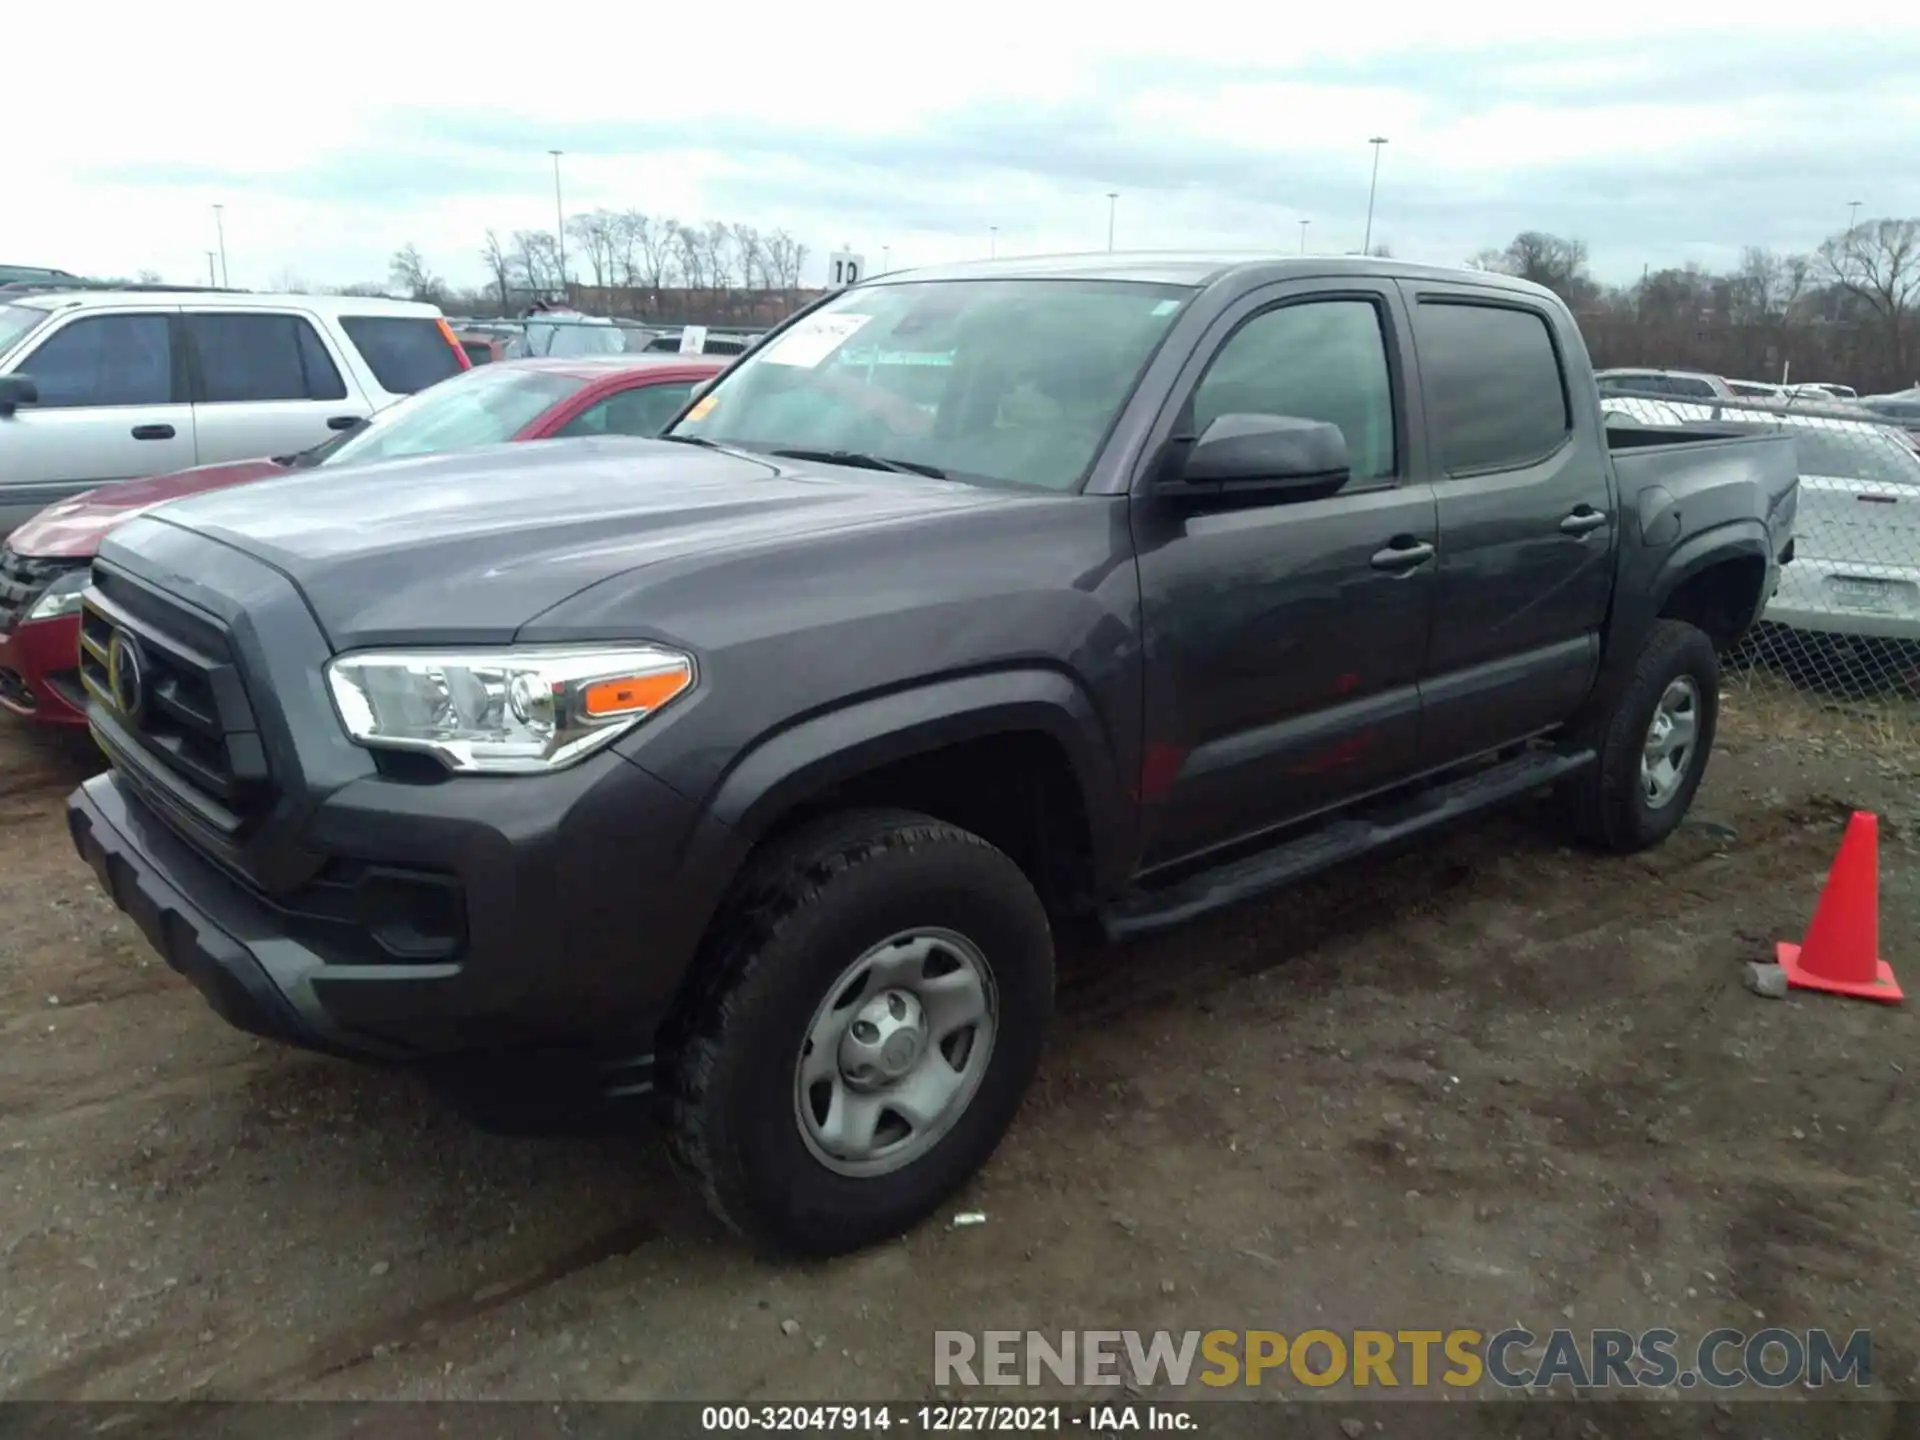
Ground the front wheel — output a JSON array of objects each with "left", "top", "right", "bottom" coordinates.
[
  {"left": 661, "top": 809, "right": 1054, "bottom": 1256},
  {"left": 1558, "top": 619, "right": 1721, "bottom": 854}
]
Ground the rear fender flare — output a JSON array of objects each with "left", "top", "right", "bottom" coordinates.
[{"left": 1609, "top": 518, "right": 1774, "bottom": 666}]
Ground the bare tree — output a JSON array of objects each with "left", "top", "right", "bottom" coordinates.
[
  {"left": 480, "top": 231, "right": 514, "bottom": 311},
  {"left": 567, "top": 210, "right": 619, "bottom": 290},
  {"left": 388, "top": 243, "right": 446, "bottom": 304},
  {"left": 135, "top": 268, "right": 164, "bottom": 285},
  {"left": 672, "top": 222, "right": 710, "bottom": 290},
  {"left": 512, "top": 230, "right": 561, "bottom": 297},
  {"left": 634, "top": 214, "right": 676, "bottom": 290},
  {"left": 730, "top": 223, "right": 764, "bottom": 289},
  {"left": 1469, "top": 231, "right": 1593, "bottom": 303},
  {"left": 705, "top": 221, "right": 735, "bottom": 289},
  {"left": 1820, "top": 217, "right": 1920, "bottom": 379},
  {"left": 763, "top": 230, "right": 807, "bottom": 289}
]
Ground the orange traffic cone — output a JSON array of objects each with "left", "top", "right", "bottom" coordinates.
[{"left": 1776, "top": 811, "right": 1904, "bottom": 1004}]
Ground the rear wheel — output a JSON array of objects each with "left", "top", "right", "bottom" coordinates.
[
  {"left": 661, "top": 809, "right": 1053, "bottom": 1256},
  {"left": 1559, "top": 619, "right": 1720, "bottom": 853}
]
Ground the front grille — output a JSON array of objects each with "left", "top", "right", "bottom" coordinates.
[
  {"left": 79, "top": 569, "right": 274, "bottom": 841},
  {"left": 0, "top": 547, "right": 86, "bottom": 633}
]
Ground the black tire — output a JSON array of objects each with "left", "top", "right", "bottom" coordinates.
[
  {"left": 660, "top": 808, "right": 1053, "bottom": 1256},
  {"left": 1558, "top": 619, "right": 1720, "bottom": 854}
]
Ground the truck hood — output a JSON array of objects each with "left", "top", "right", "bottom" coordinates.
[
  {"left": 10, "top": 458, "right": 287, "bottom": 558},
  {"left": 128, "top": 437, "right": 1028, "bottom": 648}
]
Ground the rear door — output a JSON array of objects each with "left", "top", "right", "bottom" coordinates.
[
  {"left": 1403, "top": 285, "right": 1614, "bottom": 765},
  {"left": 183, "top": 308, "right": 370, "bottom": 465},
  {"left": 0, "top": 308, "right": 194, "bottom": 535}
]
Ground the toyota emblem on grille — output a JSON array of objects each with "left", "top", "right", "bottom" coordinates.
[{"left": 107, "top": 628, "right": 146, "bottom": 722}]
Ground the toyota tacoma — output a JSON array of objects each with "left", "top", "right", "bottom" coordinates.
[{"left": 65, "top": 256, "right": 1798, "bottom": 1255}]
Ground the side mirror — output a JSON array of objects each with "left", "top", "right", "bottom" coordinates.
[
  {"left": 0, "top": 374, "right": 38, "bottom": 417},
  {"left": 1163, "top": 413, "right": 1351, "bottom": 505}
]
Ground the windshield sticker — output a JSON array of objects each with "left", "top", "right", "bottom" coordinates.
[
  {"left": 1151, "top": 299, "right": 1181, "bottom": 316},
  {"left": 761, "top": 313, "right": 873, "bottom": 368},
  {"left": 685, "top": 394, "right": 718, "bottom": 422}
]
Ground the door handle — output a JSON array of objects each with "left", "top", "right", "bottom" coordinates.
[
  {"left": 1371, "top": 539, "right": 1436, "bottom": 571},
  {"left": 1560, "top": 506, "right": 1608, "bottom": 536},
  {"left": 326, "top": 415, "right": 361, "bottom": 431},
  {"left": 130, "top": 424, "right": 175, "bottom": 440}
]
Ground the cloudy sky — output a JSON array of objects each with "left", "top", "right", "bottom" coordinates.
[{"left": 19, "top": 2, "right": 1920, "bottom": 294}]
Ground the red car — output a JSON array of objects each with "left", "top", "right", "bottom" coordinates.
[{"left": 0, "top": 354, "right": 725, "bottom": 728}]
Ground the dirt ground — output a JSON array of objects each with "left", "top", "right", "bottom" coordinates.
[{"left": 1, "top": 679, "right": 1916, "bottom": 1416}]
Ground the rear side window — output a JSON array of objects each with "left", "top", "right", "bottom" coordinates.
[
  {"left": 1667, "top": 376, "right": 1718, "bottom": 398},
  {"left": 555, "top": 381, "right": 699, "bottom": 438},
  {"left": 17, "top": 314, "right": 172, "bottom": 408},
  {"left": 187, "top": 312, "right": 347, "bottom": 403},
  {"left": 339, "top": 316, "right": 462, "bottom": 394},
  {"left": 1415, "top": 302, "right": 1570, "bottom": 474}
]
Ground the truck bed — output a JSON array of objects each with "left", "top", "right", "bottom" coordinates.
[{"left": 1605, "top": 422, "right": 1799, "bottom": 574}]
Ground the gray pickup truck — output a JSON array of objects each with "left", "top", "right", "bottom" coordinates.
[{"left": 65, "top": 255, "right": 1798, "bottom": 1255}]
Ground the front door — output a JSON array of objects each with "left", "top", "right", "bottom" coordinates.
[
  {"left": 1132, "top": 281, "right": 1439, "bottom": 866},
  {"left": 0, "top": 309, "right": 195, "bottom": 536}
]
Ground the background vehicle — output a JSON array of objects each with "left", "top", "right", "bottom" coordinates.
[
  {"left": 0, "top": 289, "right": 471, "bottom": 537},
  {"left": 0, "top": 355, "right": 723, "bottom": 727},
  {"left": 1753, "top": 415, "right": 1920, "bottom": 672},
  {"left": 0, "top": 265, "right": 87, "bottom": 289},
  {"left": 1858, "top": 390, "right": 1920, "bottom": 445},
  {"left": 1596, "top": 366, "right": 1735, "bottom": 399},
  {"left": 1726, "top": 379, "right": 1787, "bottom": 400},
  {"left": 65, "top": 256, "right": 1795, "bottom": 1257}
]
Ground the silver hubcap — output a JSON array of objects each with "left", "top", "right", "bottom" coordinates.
[
  {"left": 794, "top": 929, "right": 997, "bottom": 1178},
  {"left": 1641, "top": 676, "right": 1700, "bottom": 810}
]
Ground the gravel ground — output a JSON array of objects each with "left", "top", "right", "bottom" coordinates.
[{"left": 1, "top": 679, "right": 1915, "bottom": 1419}]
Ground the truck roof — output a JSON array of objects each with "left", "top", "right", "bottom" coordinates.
[
  {"left": 877, "top": 251, "right": 1562, "bottom": 301},
  {"left": 2, "top": 289, "right": 445, "bottom": 317}
]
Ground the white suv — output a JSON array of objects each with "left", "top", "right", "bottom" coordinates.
[{"left": 0, "top": 288, "right": 469, "bottom": 536}]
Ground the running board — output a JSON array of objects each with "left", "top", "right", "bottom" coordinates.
[{"left": 1098, "top": 748, "right": 1596, "bottom": 942}]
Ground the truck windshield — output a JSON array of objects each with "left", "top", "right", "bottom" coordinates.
[
  {"left": 668, "top": 278, "right": 1194, "bottom": 492},
  {"left": 298, "top": 365, "right": 587, "bottom": 469}
]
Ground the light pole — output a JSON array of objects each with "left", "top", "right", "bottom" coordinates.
[
  {"left": 1107, "top": 192, "right": 1118, "bottom": 251},
  {"left": 549, "top": 150, "right": 566, "bottom": 299},
  {"left": 1362, "top": 137, "right": 1388, "bottom": 255},
  {"left": 205, "top": 251, "right": 217, "bottom": 286},
  {"left": 211, "top": 204, "right": 228, "bottom": 286},
  {"left": 882, "top": 245, "right": 891, "bottom": 273},
  {"left": 1298, "top": 219, "right": 1310, "bottom": 255},
  {"left": 989, "top": 225, "right": 998, "bottom": 259}
]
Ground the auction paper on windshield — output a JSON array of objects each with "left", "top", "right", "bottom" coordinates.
[{"left": 761, "top": 314, "right": 872, "bottom": 368}]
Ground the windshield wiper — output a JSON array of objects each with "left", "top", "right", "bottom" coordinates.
[
  {"left": 660, "top": 433, "right": 722, "bottom": 449},
  {"left": 768, "top": 447, "right": 947, "bottom": 479}
]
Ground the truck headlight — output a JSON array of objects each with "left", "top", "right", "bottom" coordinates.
[
  {"left": 324, "top": 645, "right": 694, "bottom": 774},
  {"left": 25, "top": 568, "right": 92, "bottom": 622}
]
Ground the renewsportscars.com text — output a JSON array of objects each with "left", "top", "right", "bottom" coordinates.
[{"left": 934, "top": 1327, "right": 1872, "bottom": 1391}]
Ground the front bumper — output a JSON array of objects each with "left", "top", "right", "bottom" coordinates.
[
  {"left": 68, "top": 746, "right": 710, "bottom": 1065},
  {"left": 0, "top": 613, "right": 87, "bottom": 726}
]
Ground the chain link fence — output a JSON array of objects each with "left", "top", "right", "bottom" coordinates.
[
  {"left": 1600, "top": 387, "right": 1920, "bottom": 707},
  {"left": 444, "top": 314, "right": 767, "bottom": 364}
]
